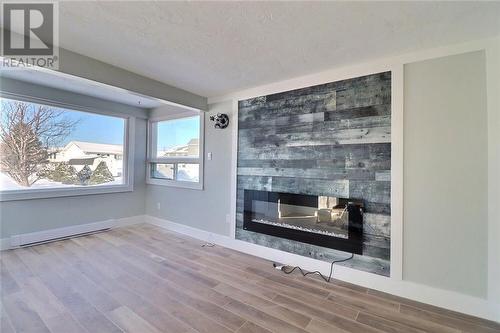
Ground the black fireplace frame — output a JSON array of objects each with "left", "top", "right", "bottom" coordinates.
[{"left": 243, "top": 189, "right": 363, "bottom": 254}]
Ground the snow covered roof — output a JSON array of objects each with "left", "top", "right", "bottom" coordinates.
[
  {"left": 164, "top": 145, "right": 189, "bottom": 154},
  {"left": 66, "top": 141, "right": 123, "bottom": 155},
  {"left": 160, "top": 138, "right": 199, "bottom": 156}
]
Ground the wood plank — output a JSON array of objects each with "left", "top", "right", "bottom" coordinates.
[
  {"left": 272, "top": 294, "right": 358, "bottom": 323},
  {"left": 2, "top": 292, "right": 51, "bottom": 333},
  {"left": 247, "top": 267, "right": 330, "bottom": 299},
  {"left": 0, "top": 302, "right": 16, "bottom": 333},
  {"left": 43, "top": 313, "right": 87, "bottom": 333},
  {"left": 239, "top": 126, "right": 391, "bottom": 148},
  {"left": 39, "top": 270, "right": 124, "bottom": 333},
  {"left": 237, "top": 167, "right": 376, "bottom": 181},
  {"left": 327, "top": 285, "right": 400, "bottom": 312},
  {"left": 213, "top": 283, "right": 276, "bottom": 308},
  {"left": 236, "top": 321, "right": 273, "bottom": 333},
  {"left": 305, "top": 318, "right": 350, "bottom": 333},
  {"left": 265, "top": 305, "right": 312, "bottom": 328},
  {"left": 295, "top": 274, "right": 368, "bottom": 294},
  {"left": 239, "top": 114, "right": 390, "bottom": 135},
  {"left": 399, "top": 304, "right": 500, "bottom": 333},
  {"left": 15, "top": 277, "right": 67, "bottom": 321},
  {"left": 356, "top": 312, "right": 426, "bottom": 333},
  {"left": 1, "top": 251, "right": 35, "bottom": 282},
  {"left": 0, "top": 262, "right": 20, "bottom": 296},
  {"left": 270, "top": 177, "right": 349, "bottom": 197},
  {"left": 224, "top": 299, "right": 309, "bottom": 333},
  {"left": 270, "top": 294, "right": 378, "bottom": 333},
  {"left": 325, "top": 295, "right": 460, "bottom": 333},
  {"left": 367, "top": 289, "right": 500, "bottom": 331},
  {"left": 107, "top": 306, "right": 161, "bottom": 333},
  {"left": 237, "top": 143, "right": 390, "bottom": 161},
  {"left": 364, "top": 213, "right": 391, "bottom": 237},
  {"left": 324, "top": 105, "right": 390, "bottom": 122}
]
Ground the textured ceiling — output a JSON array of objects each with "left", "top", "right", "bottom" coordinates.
[{"left": 59, "top": 1, "right": 500, "bottom": 97}]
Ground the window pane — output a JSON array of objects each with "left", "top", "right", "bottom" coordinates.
[
  {"left": 176, "top": 163, "right": 199, "bottom": 182},
  {"left": 156, "top": 116, "right": 199, "bottom": 158},
  {"left": 151, "top": 163, "right": 174, "bottom": 180},
  {"left": 0, "top": 98, "right": 125, "bottom": 191}
]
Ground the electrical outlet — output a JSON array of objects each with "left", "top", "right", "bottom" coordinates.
[
  {"left": 207, "top": 152, "right": 213, "bottom": 160},
  {"left": 157, "top": 202, "right": 161, "bottom": 210}
]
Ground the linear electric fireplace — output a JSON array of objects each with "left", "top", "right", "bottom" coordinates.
[{"left": 243, "top": 190, "right": 364, "bottom": 254}]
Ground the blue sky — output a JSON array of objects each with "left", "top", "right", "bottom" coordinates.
[
  {"left": 64, "top": 112, "right": 199, "bottom": 149},
  {"left": 62, "top": 111, "right": 125, "bottom": 145},
  {"left": 156, "top": 116, "right": 199, "bottom": 151}
]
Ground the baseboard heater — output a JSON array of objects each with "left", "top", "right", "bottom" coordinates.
[
  {"left": 8, "top": 219, "right": 118, "bottom": 248},
  {"left": 15, "top": 228, "right": 110, "bottom": 248}
]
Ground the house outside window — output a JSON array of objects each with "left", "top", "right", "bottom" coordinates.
[
  {"left": 147, "top": 113, "right": 204, "bottom": 189},
  {"left": 0, "top": 97, "right": 134, "bottom": 201}
]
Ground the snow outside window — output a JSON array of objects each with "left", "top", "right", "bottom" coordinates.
[
  {"left": 0, "top": 97, "right": 134, "bottom": 201},
  {"left": 147, "top": 113, "right": 204, "bottom": 190}
]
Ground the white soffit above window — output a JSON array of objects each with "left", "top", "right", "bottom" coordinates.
[
  {"left": 149, "top": 103, "right": 201, "bottom": 120},
  {"left": 0, "top": 65, "right": 165, "bottom": 109}
]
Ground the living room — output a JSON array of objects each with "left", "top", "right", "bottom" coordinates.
[{"left": 0, "top": 2, "right": 499, "bottom": 332}]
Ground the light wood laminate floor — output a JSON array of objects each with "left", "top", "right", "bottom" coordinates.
[{"left": 1, "top": 224, "right": 499, "bottom": 333}]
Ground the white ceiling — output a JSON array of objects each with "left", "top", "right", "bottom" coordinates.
[{"left": 59, "top": 1, "right": 500, "bottom": 98}]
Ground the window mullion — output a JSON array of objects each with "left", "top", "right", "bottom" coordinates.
[{"left": 149, "top": 157, "right": 200, "bottom": 164}]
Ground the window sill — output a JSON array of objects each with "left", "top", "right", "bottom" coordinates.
[
  {"left": 146, "top": 178, "right": 203, "bottom": 190},
  {"left": 0, "top": 184, "right": 134, "bottom": 202}
]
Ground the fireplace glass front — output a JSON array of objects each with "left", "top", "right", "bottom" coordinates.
[{"left": 243, "top": 190, "right": 363, "bottom": 254}]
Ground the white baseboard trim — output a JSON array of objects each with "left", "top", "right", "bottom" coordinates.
[
  {"left": 2, "top": 215, "right": 146, "bottom": 250},
  {"left": 146, "top": 215, "right": 499, "bottom": 322}
]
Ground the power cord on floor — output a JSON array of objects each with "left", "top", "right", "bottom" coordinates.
[{"left": 273, "top": 253, "right": 354, "bottom": 283}]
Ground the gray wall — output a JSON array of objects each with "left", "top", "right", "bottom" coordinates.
[
  {"left": 60, "top": 47, "right": 207, "bottom": 111},
  {"left": 403, "top": 51, "right": 488, "bottom": 297},
  {"left": 0, "top": 118, "right": 147, "bottom": 238},
  {"left": 145, "top": 101, "right": 234, "bottom": 236}
]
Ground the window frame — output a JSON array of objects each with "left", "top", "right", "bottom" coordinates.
[
  {"left": 146, "top": 112, "right": 204, "bottom": 190},
  {"left": 0, "top": 93, "right": 135, "bottom": 202}
]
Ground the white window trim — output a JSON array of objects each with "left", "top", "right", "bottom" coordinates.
[
  {"left": 0, "top": 96, "right": 136, "bottom": 202},
  {"left": 146, "top": 112, "right": 204, "bottom": 190}
]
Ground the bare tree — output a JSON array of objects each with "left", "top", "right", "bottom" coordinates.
[{"left": 0, "top": 100, "right": 78, "bottom": 187}]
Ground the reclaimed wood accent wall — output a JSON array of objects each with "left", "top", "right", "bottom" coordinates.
[{"left": 236, "top": 72, "right": 392, "bottom": 276}]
